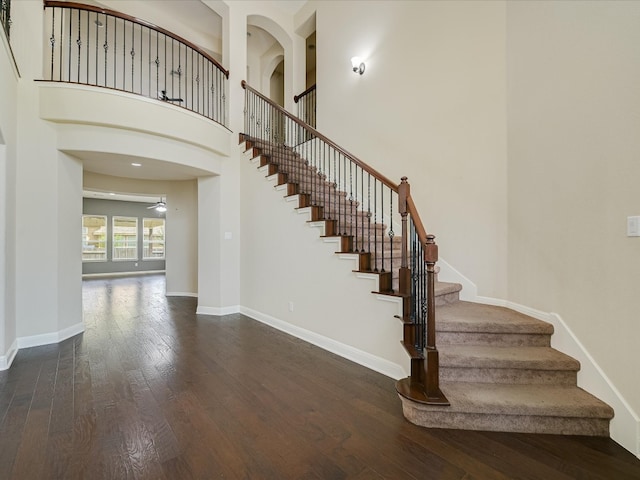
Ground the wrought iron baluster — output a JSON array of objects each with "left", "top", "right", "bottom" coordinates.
[
  {"left": 59, "top": 6, "right": 63, "bottom": 80},
  {"left": 367, "top": 173, "right": 372, "bottom": 259},
  {"left": 103, "top": 15, "right": 108, "bottom": 86},
  {"left": 374, "top": 180, "right": 378, "bottom": 271},
  {"left": 95, "top": 12, "right": 98, "bottom": 85},
  {"left": 131, "top": 21, "right": 135, "bottom": 92},
  {"left": 389, "top": 193, "right": 394, "bottom": 287},
  {"left": 68, "top": 7, "right": 72, "bottom": 81},
  {"left": 85, "top": 10, "right": 89, "bottom": 84},
  {"left": 381, "top": 186, "right": 385, "bottom": 272},
  {"left": 76, "top": 8, "right": 81, "bottom": 83},
  {"left": 359, "top": 167, "right": 364, "bottom": 252},
  {"left": 49, "top": 7, "right": 55, "bottom": 80}
]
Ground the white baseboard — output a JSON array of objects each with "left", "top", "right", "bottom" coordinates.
[
  {"left": 166, "top": 292, "right": 198, "bottom": 297},
  {"left": 17, "top": 322, "right": 85, "bottom": 349},
  {"left": 437, "top": 258, "right": 478, "bottom": 301},
  {"left": 0, "top": 322, "right": 86, "bottom": 371},
  {"left": 82, "top": 270, "right": 165, "bottom": 278},
  {"left": 474, "top": 295, "right": 640, "bottom": 459},
  {"left": 0, "top": 339, "right": 18, "bottom": 370},
  {"left": 196, "top": 305, "right": 240, "bottom": 316},
  {"left": 240, "top": 306, "right": 406, "bottom": 381}
]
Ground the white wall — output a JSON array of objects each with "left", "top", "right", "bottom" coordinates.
[
  {"left": 506, "top": 0, "right": 640, "bottom": 454},
  {"left": 0, "top": 18, "right": 18, "bottom": 365},
  {"left": 302, "top": 0, "right": 509, "bottom": 299},
  {"left": 239, "top": 152, "right": 406, "bottom": 377}
]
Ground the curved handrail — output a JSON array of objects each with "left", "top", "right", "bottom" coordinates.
[
  {"left": 294, "top": 84, "right": 316, "bottom": 103},
  {"left": 43, "top": 0, "right": 228, "bottom": 78},
  {"left": 242, "top": 80, "right": 398, "bottom": 193}
]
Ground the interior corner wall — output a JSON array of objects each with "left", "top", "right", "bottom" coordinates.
[
  {"left": 165, "top": 180, "right": 198, "bottom": 296},
  {"left": 310, "top": 0, "right": 509, "bottom": 299},
  {"left": 57, "top": 152, "right": 83, "bottom": 332},
  {"left": 0, "top": 27, "right": 18, "bottom": 360},
  {"left": 506, "top": 0, "right": 640, "bottom": 434}
]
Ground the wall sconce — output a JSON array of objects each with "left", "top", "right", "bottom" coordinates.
[{"left": 351, "top": 56, "right": 365, "bottom": 75}]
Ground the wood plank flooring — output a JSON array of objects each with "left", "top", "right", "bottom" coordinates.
[{"left": 0, "top": 274, "right": 638, "bottom": 479}]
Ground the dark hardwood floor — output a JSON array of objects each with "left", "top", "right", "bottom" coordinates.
[{"left": 0, "top": 274, "right": 639, "bottom": 479}]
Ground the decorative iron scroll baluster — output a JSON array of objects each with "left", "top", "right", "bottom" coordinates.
[
  {"left": 76, "top": 10, "right": 81, "bottom": 82},
  {"left": 103, "top": 15, "right": 108, "bottom": 86},
  {"left": 50, "top": 7, "right": 55, "bottom": 80},
  {"left": 130, "top": 21, "right": 135, "bottom": 91}
]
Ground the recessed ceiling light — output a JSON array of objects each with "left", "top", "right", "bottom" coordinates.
[{"left": 131, "top": 162, "right": 142, "bottom": 167}]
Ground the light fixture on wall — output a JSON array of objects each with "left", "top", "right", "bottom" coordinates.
[{"left": 351, "top": 56, "right": 365, "bottom": 75}]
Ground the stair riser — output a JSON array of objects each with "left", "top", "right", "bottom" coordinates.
[
  {"left": 438, "top": 332, "right": 551, "bottom": 347},
  {"left": 440, "top": 367, "right": 577, "bottom": 385},
  {"left": 435, "top": 291, "right": 461, "bottom": 306},
  {"left": 400, "top": 400, "right": 610, "bottom": 436}
]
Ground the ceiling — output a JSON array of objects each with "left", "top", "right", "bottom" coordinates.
[{"left": 76, "top": 151, "right": 212, "bottom": 181}]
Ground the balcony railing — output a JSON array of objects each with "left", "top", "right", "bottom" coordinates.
[
  {"left": 294, "top": 84, "right": 316, "bottom": 128},
  {"left": 1, "top": 0, "right": 10, "bottom": 40},
  {"left": 43, "top": 1, "right": 229, "bottom": 127}
]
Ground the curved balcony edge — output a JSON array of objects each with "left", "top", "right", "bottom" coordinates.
[{"left": 38, "top": 81, "right": 232, "bottom": 162}]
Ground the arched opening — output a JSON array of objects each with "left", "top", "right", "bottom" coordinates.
[{"left": 246, "top": 24, "right": 284, "bottom": 103}]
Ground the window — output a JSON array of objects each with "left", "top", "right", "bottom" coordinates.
[
  {"left": 143, "top": 218, "right": 165, "bottom": 260},
  {"left": 82, "top": 215, "right": 107, "bottom": 261},
  {"left": 112, "top": 216, "right": 138, "bottom": 261}
]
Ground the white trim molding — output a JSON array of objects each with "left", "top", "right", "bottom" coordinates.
[
  {"left": 474, "top": 295, "right": 640, "bottom": 459},
  {"left": 166, "top": 292, "right": 198, "bottom": 297},
  {"left": 1, "top": 323, "right": 85, "bottom": 371},
  {"left": 240, "top": 306, "right": 407, "bottom": 381},
  {"left": 0, "top": 339, "right": 18, "bottom": 371},
  {"left": 196, "top": 305, "right": 240, "bottom": 316},
  {"left": 17, "top": 322, "right": 85, "bottom": 350}
]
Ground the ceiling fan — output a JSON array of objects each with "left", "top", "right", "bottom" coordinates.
[
  {"left": 147, "top": 198, "right": 167, "bottom": 212},
  {"left": 159, "top": 90, "right": 183, "bottom": 103}
]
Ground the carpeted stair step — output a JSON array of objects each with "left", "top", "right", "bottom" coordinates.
[
  {"left": 437, "top": 301, "right": 554, "bottom": 346},
  {"left": 439, "top": 345, "right": 579, "bottom": 384},
  {"left": 398, "top": 382, "right": 614, "bottom": 436}
]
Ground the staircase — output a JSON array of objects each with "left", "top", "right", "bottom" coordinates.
[
  {"left": 239, "top": 133, "right": 614, "bottom": 437},
  {"left": 239, "top": 81, "right": 614, "bottom": 437}
]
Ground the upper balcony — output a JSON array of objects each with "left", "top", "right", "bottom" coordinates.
[{"left": 38, "top": 1, "right": 230, "bottom": 167}]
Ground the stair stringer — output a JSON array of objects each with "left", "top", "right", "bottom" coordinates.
[{"left": 240, "top": 140, "right": 409, "bottom": 380}]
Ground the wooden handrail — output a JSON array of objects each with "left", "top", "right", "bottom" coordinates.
[
  {"left": 294, "top": 84, "right": 316, "bottom": 103},
  {"left": 43, "top": 0, "right": 229, "bottom": 78},
  {"left": 242, "top": 80, "right": 398, "bottom": 193},
  {"left": 406, "top": 195, "right": 429, "bottom": 247}
]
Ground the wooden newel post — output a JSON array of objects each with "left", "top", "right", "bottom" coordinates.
[
  {"left": 423, "top": 234, "right": 448, "bottom": 404},
  {"left": 398, "top": 177, "right": 411, "bottom": 295}
]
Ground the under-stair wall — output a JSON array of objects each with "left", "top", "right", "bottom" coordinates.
[{"left": 238, "top": 142, "right": 409, "bottom": 379}]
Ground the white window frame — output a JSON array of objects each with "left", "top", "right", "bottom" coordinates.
[
  {"left": 82, "top": 215, "right": 108, "bottom": 262},
  {"left": 142, "top": 217, "right": 165, "bottom": 260},
  {"left": 112, "top": 216, "right": 138, "bottom": 261}
]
